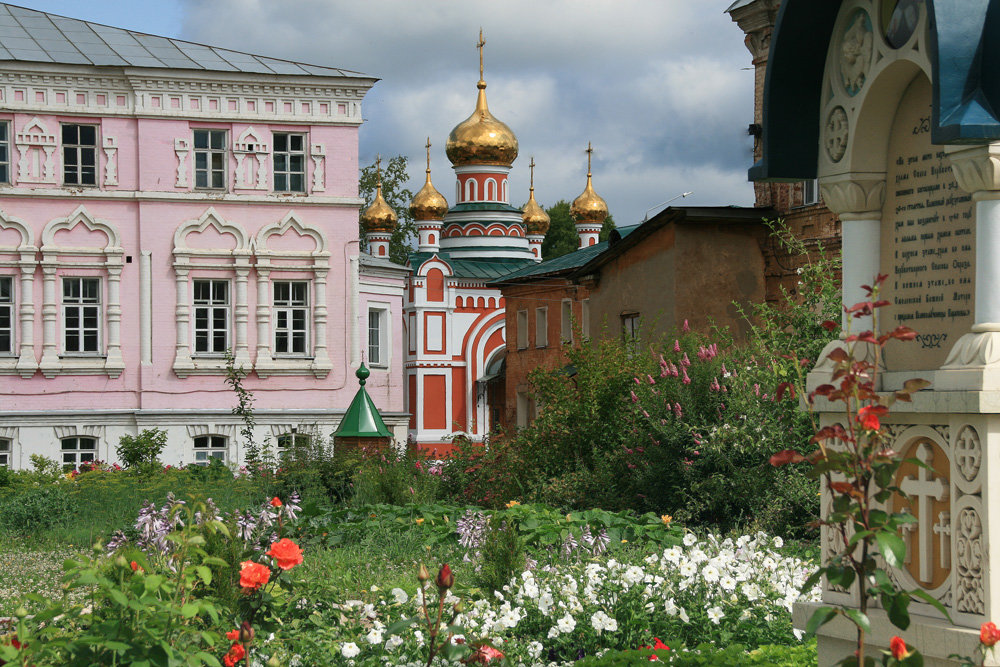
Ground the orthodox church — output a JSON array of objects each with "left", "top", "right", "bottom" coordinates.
[{"left": 361, "top": 34, "right": 608, "bottom": 454}]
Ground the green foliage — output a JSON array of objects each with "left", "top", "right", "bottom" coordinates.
[
  {"left": 540, "top": 199, "right": 616, "bottom": 260},
  {"left": 225, "top": 349, "right": 258, "bottom": 469},
  {"left": 472, "top": 518, "right": 525, "bottom": 593},
  {"left": 115, "top": 428, "right": 168, "bottom": 471},
  {"left": 29, "top": 453, "right": 61, "bottom": 477},
  {"left": 349, "top": 446, "right": 443, "bottom": 506},
  {"left": 576, "top": 640, "right": 818, "bottom": 666},
  {"left": 359, "top": 154, "right": 415, "bottom": 265},
  {"left": 0, "top": 485, "right": 76, "bottom": 533}
]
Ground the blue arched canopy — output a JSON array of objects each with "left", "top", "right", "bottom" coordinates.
[{"left": 753, "top": 0, "right": 999, "bottom": 181}]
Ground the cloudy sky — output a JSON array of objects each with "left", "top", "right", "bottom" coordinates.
[{"left": 15, "top": 1, "right": 756, "bottom": 225}]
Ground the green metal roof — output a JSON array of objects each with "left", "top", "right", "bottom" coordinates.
[
  {"left": 333, "top": 364, "right": 392, "bottom": 439},
  {"left": 409, "top": 252, "right": 534, "bottom": 280},
  {"left": 448, "top": 202, "right": 523, "bottom": 215},
  {"left": 488, "top": 241, "right": 609, "bottom": 285}
]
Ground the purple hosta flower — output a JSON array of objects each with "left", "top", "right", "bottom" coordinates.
[
  {"left": 580, "top": 525, "right": 594, "bottom": 548},
  {"left": 236, "top": 510, "right": 257, "bottom": 542},
  {"left": 561, "top": 532, "right": 579, "bottom": 559},
  {"left": 256, "top": 505, "right": 274, "bottom": 530},
  {"left": 592, "top": 528, "right": 610, "bottom": 556},
  {"left": 107, "top": 530, "right": 128, "bottom": 553},
  {"left": 283, "top": 492, "right": 302, "bottom": 522},
  {"left": 456, "top": 509, "right": 488, "bottom": 550}
]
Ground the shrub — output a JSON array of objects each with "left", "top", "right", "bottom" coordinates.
[
  {"left": 0, "top": 485, "right": 76, "bottom": 532},
  {"left": 472, "top": 518, "right": 525, "bottom": 594},
  {"left": 350, "top": 446, "right": 442, "bottom": 506},
  {"left": 115, "top": 428, "right": 168, "bottom": 470}
]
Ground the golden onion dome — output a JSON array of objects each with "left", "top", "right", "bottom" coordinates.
[
  {"left": 522, "top": 158, "right": 550, "bottom": 235},
  {"left": 445, "top": 31, "right": 518, "bottom": 167},
  {"left": 570, "top": 143, "right": 608, "bottom": 224},
  {"left": 361, "top": 172, "right": 397, "bottom": 234},
  {"left": 410, "top": 139, "right": 449, "bottom": 221}
]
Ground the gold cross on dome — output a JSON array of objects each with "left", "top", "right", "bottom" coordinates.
[
  {"left": 425, "top": 137, "right": 432, "bottom": 172},
  {"left": 477, "top": 29, "right": 485, "bottom": 80},
  {"left": 375, "top": 153, "right": 382, "bottom": 186},
  {"left": 585, "top": 142, "right": 594, "bottom": 176},
  {"left": 529, "top": 157, "right": 536, "bottom": 191}
]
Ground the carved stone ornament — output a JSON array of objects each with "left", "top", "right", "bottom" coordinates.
[
  {"left": 942, "top": 331, "right": 1000, "bottom": 368},
  {"left": 954, "top": 426, "right": 982, "bottom": 484},
  {"left": 825, "top": 107, "right": 850, "bottom": 163},
  {"left": 946, "top": 144, "right": 1000, "bottom": 194},
  {"left": 840, "top": 10, "right": 873, "bottom": 96},
  {"left": 955, "top": 506, "right": 985, "bottom": 614},
  {"left": 818, "top": 172, "right": 886, "bottom": 215}
]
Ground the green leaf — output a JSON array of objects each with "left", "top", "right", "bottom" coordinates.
[
  {"left": 195, "top": 566, "right": 212, "bottom": 585},
  {"left": 805, "top": 607, "right": 838, "bottom": 636},
  {"left": 843, "top": 608, "right": 871, "bottom": 634},
  {"left": 195, "top": 652, "right": 222, "bottom": 667},
  {"left": 886, "top": 593, "right": 911, "bottom": 630},
  {"left": 909, "top": 589, "right": 953, "bottom": 623},
  {"left": 385, "top": 616, "right": 417, "bottom": 635},
  {"left": 181, "top": 601, "right": 199, "bottom": 618},
  {"left": 876, "top": 531, "right": 906, "bottom": 568}
]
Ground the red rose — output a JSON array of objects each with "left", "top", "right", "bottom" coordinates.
[
  {"left": 130, "top": 561, "right": 140, "bottom": 572},
  {"left": 269, "top": 497, "right": 282, "bottom": 508},
  {"left": 858, "top": 405, "right": 886, "bottom": 431},
  {"left": 226, "top": 629, "right": 239, "bottom": 641},
  {"left": 981, "top": 622, "right": 1000, "bottom": 647},
  {"left": 239, "top": 561, "right": 271, "bottom": 591},
  {"left": 223, "top": 643, "right": 246, "bottom": 667},
  {"left": 436, "top": 563, "right": 454, "bottom": 591},
  {"left": 889, "top": 636, "right": 909, "bottom": 659},
  {"left": 265, "top": 538, "right": 303, "bottom": 571}
]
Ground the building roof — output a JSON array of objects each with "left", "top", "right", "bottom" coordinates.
[
  {"left": 725, "top": 0, "right": 756, "bottom": 12},
  {"left": 410, "top": 252, "right": 534, "bottom": 280},
  {"left": 333, "top": 364, "right": 393, "bottom": 439},
  {"left": 488, "top": 239, "right": 609, "bottom": 285},
  {"left": 0, "top": 3, "right": 370, "bottom": 78}
]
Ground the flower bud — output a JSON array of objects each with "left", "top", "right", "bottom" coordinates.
[
  {"left": 115, "top": 555, "right": 128, "bottom": 569},
  {"left": 435, "top": 563, "right": 454, "bottom": 591},
  {"left": 417, "top": 563, "right": 430, "bottom": 582},
  {"left": 453, "top": 601, "right": 464, "bottom": 614},
  {"left": 15, "top": 606, "right": 28, "bottom": 619},
  {"left": 267, "top": 656, "right": 282, "bottom": 667},
  {"left": 239, "top": 621, "right": 254, "bottom": 646}
]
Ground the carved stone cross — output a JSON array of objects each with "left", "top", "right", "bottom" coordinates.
[
  {"left": 933, "top": 511, "right": 951, "bottom": 570},
  {"left": 900, "top": 442, "right": 949, "bottom": 584},
  {"left": 900, "top": 519, "right": 917, "bottom": 565}
]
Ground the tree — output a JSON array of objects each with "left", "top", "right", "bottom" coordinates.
[
  {"left": 359, "top": 155, "right": 416, "bottom": 265},
  {"left": 539, "top": 199, "right": 616, "bottom": 260}
]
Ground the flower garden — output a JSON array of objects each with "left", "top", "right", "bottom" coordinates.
[{"left": 5, "top": 231, "right": 1000, "bottom": 665}]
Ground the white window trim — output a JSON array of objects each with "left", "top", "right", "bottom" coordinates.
[
  {"left": 516, "top": 310, "right": 528, "bottom": 350},
  {"left": 233, "top": 127, "right": 269, "bottom": 191},
  {"left": 581, "top": 299, "right": 591, "bottom": 340},
  {"left": 0, "top": 120, "right": 11, "bottom": 185},
  {"left": 60, "top": 435, "right": 99, "bottom": 468},
  {"left": 271, "top": 131, "right": 307, "bottom": 193},
  {"left": 192, "top": 128, "right": 228, "bottom": 191},
  {"left": 61, "top": 123, "right": 100, "bottom": 188},
  {"left": 367, "top": 303, "right": 391, "bottom": 369},
  {"left": 254, "top": 212, "right": 331, "bottom": 378},
  {"left": 535, "top": 307, "right": 548, "bottom": 349},
  {"left": 39, "top": 206, "right": 123, "bottom": 378},
  {"left": 192, "top": 434, "right": 229, "bottom": 465},
  {"left": 60, "top": 276, "right": 103, "bottom": 357},
  {"left": 0, "top": 274, "right": 14, "bottom": 357}
]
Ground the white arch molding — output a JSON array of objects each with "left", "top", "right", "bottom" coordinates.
[{"left": 0, "top": 210, "right": 38, "bottom": 377}]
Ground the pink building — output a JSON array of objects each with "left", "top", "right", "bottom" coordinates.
[{"left": 0, "top": 5, "right": 408, "bottom": 469}]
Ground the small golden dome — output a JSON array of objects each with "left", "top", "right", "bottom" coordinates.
[
  {"left": 410, "top": 138, "right": 449, "bottom": 221},
  {"left": 570, "top": 143, "right": 608, "bottom": 225},
  {"left": 522, "top": 157, "right": 549, "bottom": 235},
  {"left": 445, "top": 30, "right": 518, "bottom": 167},
  {"left": 361, "top": 158, "right": 397, "bottom": 233}
]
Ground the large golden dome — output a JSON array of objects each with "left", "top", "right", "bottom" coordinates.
[
  {"left": 570, "top": 143, "right": 608, "bottom": 224},
  {"left": 410, "top": 139, "right": 449, "bottom": 221},
  {"left": 361, "top": 166, "right": 397, "bottom": 234},
  {"left": 445, "top": 31, "right": 518, "bottom": 167},
  {"left": 522, "top": 158, "right": 549, "bottom": 235}
]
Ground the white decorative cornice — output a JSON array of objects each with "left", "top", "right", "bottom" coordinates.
[
  {"left": 819, "top": 172, "right": 886, "bottom": 215},
  {"left": 946, "top": 144, "right": 1000, "bottom": 195}
]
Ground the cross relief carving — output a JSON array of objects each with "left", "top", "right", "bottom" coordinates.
[{"left": 897, "top": 441, "right": 952, "bottom": 587}]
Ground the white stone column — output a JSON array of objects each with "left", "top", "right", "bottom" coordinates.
[
  {"left": 233, "top": 257, "right": 251, "bottom": 368},
  {"left": 104, "top": 257, "right": 124, "bottom": 377},
  {"left": 172, "top": 261, "right": 193, "bottom": 376},
  {"left": 313, "top": 265, "right": 332, "bottom": 377},
  {"left": 938, "top": 144, "right": 1000, "bottom": 389},
  {"left": 139, "top": 252, "right": 152, "bottom": 365},
  {"left": 253, "top": 262, "right": 274, "bottom": 374},
  {"left": 16, "top": 251, "right": 36, "bottom": 378},
  {"left": 38, "top": 259, "right": 59, "bottom": 377},
  {"left": 348, "top": 255, "right": 359, "bottom": 368}
]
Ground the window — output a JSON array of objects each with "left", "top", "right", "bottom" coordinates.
[
  {"left": 0, "top": 276, "right": 12, "bottom": 354},
  {"left": 193, "top": 279, "right": 230, "bottom": 354},
  {"left": 561, "top": 299, "right": 573, "bottom": 343},
  {"left": 62, "top": 124, "right": 98, "bottom": 186},
  {"left": 276, "top": 432, "right": 310, "bottom": 458},
  {"left": 63, "top": 277, "right": 101, "bottom": 354},
  {"left": 802, "top": 179, "right": 819, "bottom": 206},
  {"left": 61, "top": 436, "right": 97, "bottom": 468},
  {"left": 581, "top": 299, "right": 591, "bottom": 339},
  {"left": 0, "top": 438, "right": 9, "bottom": 467},
  {"left": 622, "top": 312, "right": 641, "bottom": 342},
  {"left": 516, "top": 310, "right": 528, "bottom": 349},
  {"left": 535, "top": 307, "right": 548, "bottom": 348},
  {"left": 193, "top": 435, "right": 228, "bottom": 464},
  {"left": 273, "top": 281, "right": 309, "bottom": 355},
  {"left": 0, "top": 122, "right": 9, "bottom": 184},
  {"left": 273, "top": 133, "right": 306, "bottom": 192},
  {"left": 194, "top": 129, "right": 227, "bottom": 189},
  {"left": 368, "top": 307, "right": 387, "bottom": 366}
]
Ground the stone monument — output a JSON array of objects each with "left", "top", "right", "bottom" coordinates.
[{"left": 752, "top": 0, "right": 1000, "bottom": 664}]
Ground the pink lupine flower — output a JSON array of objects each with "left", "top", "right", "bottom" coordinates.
[
  {"left": 681, "top": 353, "right": 691, "bottom": 367},
  {"left": 642, "top": 410, "right": 650, "bottom": 418},
  {"left": 669, "top": 362, "right": 679, "bottom": 377},
  {"left": 647, "top": 374, "right": 655, "bottom": 385},
  {"left": 630, "top": 390, "right": 638, "bottom": 402},
  {"left": 673, "top": 402, "right": 682, "bottom": 418},
  {"left": 659, "top": 354, "right": 668, "bottom": 367},
  {"left": 673, "top": 339, "right": 681, "bottom": 353},
  {"left": 753, "top": 383, "right": 760, "bottom": 396},
  {"left": 634, "top": 376, "right": 641, "bottom": 385},
  {"left": 682, "top": 319, "right": 690, "bottom": 332},
  {"left": 682, "top": 368, "right": 691, "bottom": 385}
]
